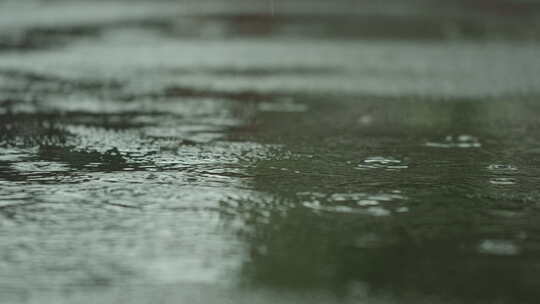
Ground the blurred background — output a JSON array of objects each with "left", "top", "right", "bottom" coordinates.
[{"left": 1, "top": 1, "right": 540, "bottom": 304}]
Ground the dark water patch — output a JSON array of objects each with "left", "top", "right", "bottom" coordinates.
[
  {"left": 37, "top": 146, "right": 128, "bottom": 171},
  {"left": 53, "top": 112, "right": 164, "bottom": 130},
  {"left": 0, "top": 111, "right": 166, "bottom": 137},
  {"left": 121, "top": 86, "right": 286, "bottom": 103},
  {"left": 0, "top": 114, "right": 68, "bottom": 147},
  {"left": 459, "top": 0, "right": 540, "bottom": 17},
  {"left": 159, "top": 86, "right": 279, "bottom": 103},
  {"left": 0, "top": 17, "right": 177, "bottom": 53},
  {"left": 0, "top": 25, "right": 102, "bottom": 52},
  {"left": 0, "top": 69, "right": 124, "bottom": 95},
  {"left": 225, "top": 192, "right": 540, "bottom": 303},
  {"left": 161, "top": 66, "right": 343, "bottom": 78},
  {"left": 0, "top": 97, "right": 40, "bottom": 113},
  {"left": 218, "top": 94, "right": 540, "bottom": 303},
  {"left": 188, "top": 13, "right": 540, "bottom": 40},
  {"left": 0, "top": 159, "right": 74, "bottom": 183}
]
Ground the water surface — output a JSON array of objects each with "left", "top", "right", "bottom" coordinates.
[{"left": 1, "top": 1, "right": 540, "bottom": 303}]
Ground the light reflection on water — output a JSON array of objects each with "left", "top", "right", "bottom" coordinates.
[
  {"left": 1, "top": 1, "right": 540, "bottom": 304},
  {"left": 3, "top": 69, "right": 540, "bottom": 304}
]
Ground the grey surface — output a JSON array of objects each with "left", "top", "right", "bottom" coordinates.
[{"left": 1, "top": 1, "right": 540, "bottom": 303}]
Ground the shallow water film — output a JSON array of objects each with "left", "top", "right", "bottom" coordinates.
[{"left": 2, "top": 0, "right": 540, "bottom": 303}]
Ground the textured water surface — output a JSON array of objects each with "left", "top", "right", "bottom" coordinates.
[{"left": 1, "top": 0, "right": 540, "bottom": 303}]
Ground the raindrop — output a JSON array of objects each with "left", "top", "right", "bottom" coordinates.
[
  {"left": 489, "top": 177, "right": 517, "bottom": 185},
  {"left": 426, "top": 134, "right": 481, "bottom": 148},
  {"left": 487, "top": 164, "right": 518, "bottom": 172},
  {"left": 478, "top": 240, "right": 520, "bottom": 256},
  {"left": 365, "top": 206, "right": 391, "bottom": 217},
  {"left": 357, "top": 157, "right": 408, "bottom": 170}
]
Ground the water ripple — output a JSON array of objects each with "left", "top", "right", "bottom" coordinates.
[
  {"left": 425, "top": 135, "right": 481, "bottom": 148},
  {"left": 356, "top": 156, "right": 408, "bottom": 170}
]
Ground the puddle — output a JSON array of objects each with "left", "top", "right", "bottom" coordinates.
[
  {"left": 425, "top": 135, "right": 482, "bottom": 148},
  {"left": 2, "top": 1, "right": 540, "bottom": 304}
]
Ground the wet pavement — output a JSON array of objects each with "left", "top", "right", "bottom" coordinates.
[{"left": 1, "top": 0, "right": 540, "bottom": 303}]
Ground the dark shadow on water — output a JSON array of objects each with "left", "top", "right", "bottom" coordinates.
[{"left": 223, "top": 96, "right": 540, "bottom": 303}]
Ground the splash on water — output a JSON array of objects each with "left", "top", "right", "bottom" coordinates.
[
  {"left": 425, "top": 135, "right": 481, "bottom": 148},
  {"left": 299, "top": 191, "right": 407, "bottom": 216},
  {"left": 477, "top": 240, "right": 520, "bottom": 256},
  {"left": 356, "top": 156, "right": 408, "bottom": 170}
]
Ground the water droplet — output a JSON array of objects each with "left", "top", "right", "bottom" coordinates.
[
  {"left": 489, "top": 177, "right": 517, "bottom": 185},
  {"left": 478, "top": 240, "right": 520, "bottom": 256},
  {"left": 357, "top": 157, "right": 408, "bottom": 170},
  {"left": 357, "top": 200, "right": 379, "bottom": 206},
  {"left": 395, "top": 206, "right": 409, "bottom": 213},
  {"left": 300, "top": 191, "right": 407, "bottom": 216},
  {"left": 363, "top": 157, "right": 401, "bottom": 164},
  {"left": 487, "top": 164, "right": 518, "bottom": 172},
  {"left": 426, "top": 134, "right": 481, "bottom": 148},
  {"left": 358, "top": 115, "right": 373, "bottom": 125},
  {"left": 366, "top": 206, "right": 391, "bottom": 216}
]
